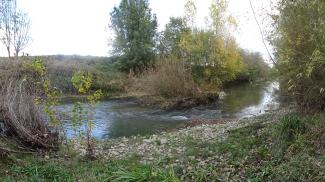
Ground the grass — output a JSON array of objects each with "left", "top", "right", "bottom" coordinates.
[
  {"left": 0, "top": 113, "right": 325, "bottom": 181},
  {"left": 0, "top": 154, "right": 180, "bottom": 182}
]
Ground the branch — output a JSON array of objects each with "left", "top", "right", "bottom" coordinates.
[
  {"left": 248, "top": 0, "right": 277, "bottom": 66},
  {"left": 0, "top": 145, "right": 36, "bottom": 154}
]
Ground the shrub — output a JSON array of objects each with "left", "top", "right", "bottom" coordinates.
[
  {"left": 130, "top": 57, "right": 200, "bottom": 99},
  {"left": 272, "top": 0, "right": 325, "bottom": 114},
  {"left": 0, "top": 59, "right": 59, "bottom": 150},
  {"left": 277, "top": 114, "right": 307, "bottom": 144},
  {"left": 275, "top": 114, "right": 320, "bottom": 149}
]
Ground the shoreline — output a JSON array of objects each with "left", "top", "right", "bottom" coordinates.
[{"left": 73, "top": 108, "right": 290, "bottom": 161}]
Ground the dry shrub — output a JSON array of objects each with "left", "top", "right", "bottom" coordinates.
[
  {"left": 0, "top": 59, "right": 58, "bottom": 150},
  {"left": 130, "top": 58, "right": 200, "bottom": 99}
]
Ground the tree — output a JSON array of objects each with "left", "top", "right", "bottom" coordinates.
[
  {"left": 271, "top": 0, "right": 325, "bottom": 113},
  {"left": 238, "top": 49, "right": 270, "bottom": 82},
  {"left": 0, "top": 0, "right": 31, "bottom": 58},
  {"left": 178, "top": 0, "right": 243, "bottom": 89},
  {"left": 0, "top": 0, "right": 15, "bottom": 58},
  {"left": 184, "top": 0, "right": 196, "bottom": 28},
  {"left": 110, "top": 0, "right": 157, "bottom": 72},
  {"left": 209, "top": 0, "right": 237, "bottom": 36},
  {"left": 12, "top": 11, "right": 30, "bottom": 58},
  {"left": 179, "top": 30, "right": 243, "bottom": 89},
  {"left": 157, "top": 17, "right": 190, "bottom": 57}
]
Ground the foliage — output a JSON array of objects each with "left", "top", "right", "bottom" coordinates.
[
  {"left": 71, "top": 71, "right": 92, "bottom": 94},
  {"left": 110, "top": 0, "right": 157, "bottom": 72},
  {"left": 184, "top": 0, "right": 196, "bottom": 28},
  {"left": 41, "top": 55, "right": 128, "bottom": 95},
  {"left": 271, "top": 0, "right": 325, "bottom": 113},
  {"left": 236, "top": 49, "right": 270, "bottom": 82},
  {"left": 0, "top": 58, "right": 59, "bottom": 150},
  {"left": 208, "top": 0, "right": 237, "bottom": 35},
  {"left": 179, "top": 30, "right": 243, "bottom": 89},
  {"left": 92, "top": 58, "right": 128, "bottom": 95},
  {"left": 29, "top": 59, "right": 61, "bottom": 127},
  {"left": 157, "top": 17, "right": 190, "bottom": 57},
  {"left": 277, "top": 114, "right": 307, "bottom": 144},
  {"left": 175, "top": 0, "right": 244, "bottom": 90},
  {"left": 71, "top": 71, "right": 103, "bottom": 158}
]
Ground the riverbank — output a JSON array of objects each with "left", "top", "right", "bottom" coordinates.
[{"left": 2, "top": 107, "right": 324, "bottom": 181}]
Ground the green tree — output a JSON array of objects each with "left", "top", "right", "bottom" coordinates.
[
  {"left": 110, "top": 0, "right": 157, "bottom": 72},
  {"left": 271, "top": 0, "right": 325, "bottom": 113},
  {"left": 178, "top": 0, "right": 243, "bottom": 90},
  {"left": 157, "top": 17, "right": 190, "bottom": 57},
  {"left": 179, "top": 30, "right": 243, "bottom": 89},
  {"left": 238, "top": 49, "right": 270, "bottom": 82}
]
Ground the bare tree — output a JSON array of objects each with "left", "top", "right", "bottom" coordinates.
[
  {"left": 12, "top": 11, "right": 30, "bottom": 58},
  {"left": 0, "top": 0, "right": 15, "bottom": 58},
  {"left": 0, "top": 0, "right": 30, "bottom": 58}
]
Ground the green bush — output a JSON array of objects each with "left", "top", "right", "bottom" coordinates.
[
  {"left": 277, "top": 114, "right": 307, "bottom": 144},
  {"left": 272, "top": 0, "right": 325, "bottom": 113}
]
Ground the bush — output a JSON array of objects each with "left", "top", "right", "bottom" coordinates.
[
  {"left": 130, "top": 57, "right": 200, "bottom": 99},
  {"left": 44, "top": 56, "right": 128, "bottom": 95},
  {"left": 272, "top": 0, "right": 325, "bottom": 114},
  {"left": 277, "top": 114, "right": 307, "bottom": 144},
  {"left": 0, "top": 59, "right": 59, "bottom": 150},
  {"left": 275, "top": 114, "right": 322, "bottom": 152}
]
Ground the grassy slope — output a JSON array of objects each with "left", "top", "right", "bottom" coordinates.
[{"left": 1, "top": 110, "right": 325, "bottom": 181}]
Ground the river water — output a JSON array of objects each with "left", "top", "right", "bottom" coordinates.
[{"left": 57, "top": 81, "right": 280, "bottom": 139}]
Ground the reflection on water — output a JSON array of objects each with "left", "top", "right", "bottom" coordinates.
[
  {"left": 56, "top": 81, "right": 280, "bottom": 139},
  {"left": 222, "top": 81, "right": 279, "bottom": 118}
]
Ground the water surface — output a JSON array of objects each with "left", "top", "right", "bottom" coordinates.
[{"left": 57, "top": 81, "right": 280, "bottom": 139}]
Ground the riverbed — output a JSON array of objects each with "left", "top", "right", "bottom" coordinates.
[{"left": 57, "top": 81, "right": 280, "bottom": 139}]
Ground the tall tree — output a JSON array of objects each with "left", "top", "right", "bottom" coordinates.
[
  {"left": 158, "top": 17, "right": 190, "bottom": 57},
  {"left": 178, "top": 0, "right": 243, "bottom": 89},
  {"left": 184, "top": 0, "right": 196, "bottom": 28},
  {"left": 110, "top": 0, "right": 157, "bottom": 72}
]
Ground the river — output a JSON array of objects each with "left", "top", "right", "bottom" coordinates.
[{"left": 57, "top": 81, "right": 280, "bottom": 139}]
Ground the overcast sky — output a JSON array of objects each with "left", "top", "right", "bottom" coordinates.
[{"left": 6, "top": 0, "right": 272, "bottom": 60}]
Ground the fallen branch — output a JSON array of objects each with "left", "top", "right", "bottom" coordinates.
[{"left": 0, "top": 145, "right": 36, "bottom": 154}]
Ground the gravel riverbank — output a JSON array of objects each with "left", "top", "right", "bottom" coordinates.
[{"left": 75, "top": 108, "right": 289, "bottom": 163}]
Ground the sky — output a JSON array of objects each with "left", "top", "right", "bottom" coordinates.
[{"left": 4, "top": 0, "right": 273, "bottom": 60}]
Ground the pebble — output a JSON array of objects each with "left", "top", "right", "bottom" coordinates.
[{"left": 73, "top": 110, "right": 287, "bottom": 166}]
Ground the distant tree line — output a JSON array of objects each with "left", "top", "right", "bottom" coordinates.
[{"left": 109, "top": 0, "right": 270, "bottom": 90}]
